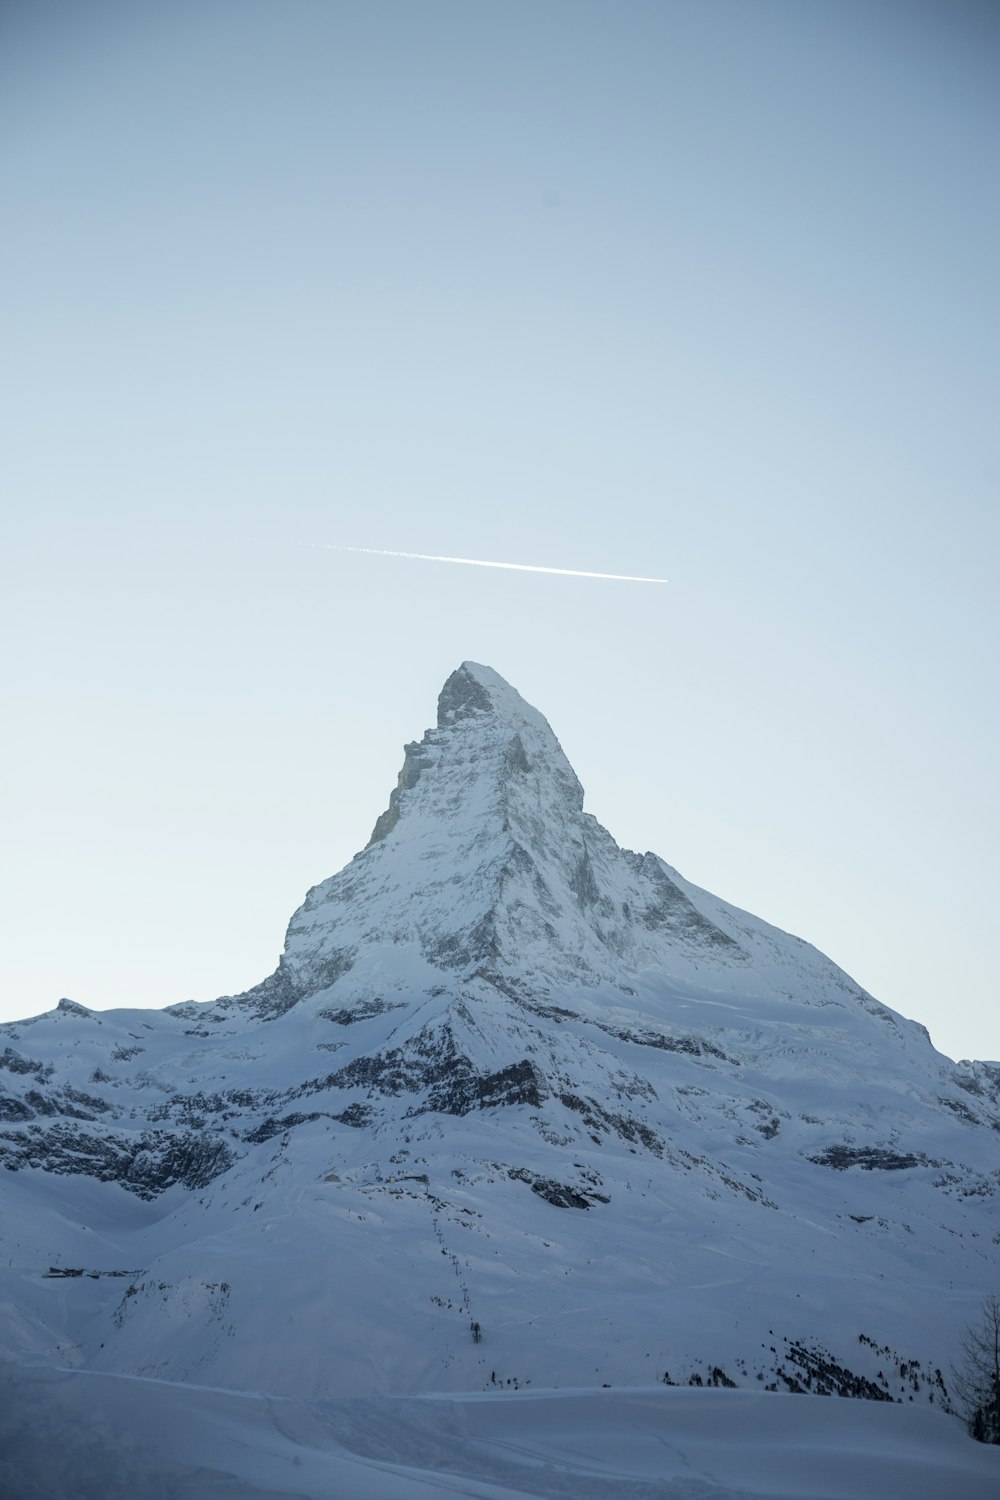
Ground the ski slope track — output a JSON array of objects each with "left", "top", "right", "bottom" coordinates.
[{"left": 3, "top": 662, "right": 998, "bottom": 1497}]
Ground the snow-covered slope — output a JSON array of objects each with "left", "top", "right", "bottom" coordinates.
[
  {"left": 5, "top": 1368, "right": 1000, "bottom": 1500},
  {"left": 1, "top": 663, "right": 998, "bottom": 1428}
]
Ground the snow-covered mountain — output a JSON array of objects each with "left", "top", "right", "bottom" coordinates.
[{"left": 2, "top": 662, "right": 998, "bottom": 1413}]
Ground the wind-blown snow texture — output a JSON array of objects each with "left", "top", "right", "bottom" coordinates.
[{"left": 2, "top": 663, "right": 998, "bottom": 1494}]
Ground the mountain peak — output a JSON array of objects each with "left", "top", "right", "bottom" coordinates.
[
  {"left": 231, "top": 664, "right": 916, "bottom": 1032},
  {"left": 251, "top": 663, "right": 745, "bottom": 1007},
  {"left": 437, "top": 661, "right": 549, "bottom": 733},
  {"left": 361, "top": 663, "right": 581, "bottom": 858}
]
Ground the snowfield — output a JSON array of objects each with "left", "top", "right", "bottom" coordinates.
[
  {"left": 3, "top": 1366, "right": 999, "bottom": 1499},
  {"left": 2, "top": 664, "right": 998, "bottom": 1494}
]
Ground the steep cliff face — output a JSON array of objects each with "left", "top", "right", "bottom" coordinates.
[{"left": 0, "top": 663, "right": 997, "bottom": 1403}]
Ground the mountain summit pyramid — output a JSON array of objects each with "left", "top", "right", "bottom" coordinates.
[
  {"left": 241, "top": 661, "right": 905, "bottom": 1026},
  {"left": 2, "top": 661, "right": 999, "bottom": 1406}
]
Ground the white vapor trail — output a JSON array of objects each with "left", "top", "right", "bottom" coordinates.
[{"left": 325, "top": 545, "right": 668, "bottom": 585}]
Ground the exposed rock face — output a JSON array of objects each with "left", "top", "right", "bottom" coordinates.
[{"left": 1, "top": 661, "right": 997, "bottom": 1404}]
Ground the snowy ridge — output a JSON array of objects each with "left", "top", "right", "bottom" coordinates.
[{"left": 1, "top": 663, "right": 998, "bottom": 1475}]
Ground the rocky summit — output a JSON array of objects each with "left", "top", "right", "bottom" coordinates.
[{"left": 1, "top": 662, "right": 998, "bottom": 1406}]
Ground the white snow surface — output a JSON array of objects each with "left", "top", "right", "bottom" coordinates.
[
  {"left": 3, "top": 1367, "right": 999, "bottom": 1499},
  {"left": 2, "top": 662, "right": 999, "bottom": 1492}
]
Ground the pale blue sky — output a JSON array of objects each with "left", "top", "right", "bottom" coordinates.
[{"left": 2, "top": 1, "right": 997, "bottom": 1060}]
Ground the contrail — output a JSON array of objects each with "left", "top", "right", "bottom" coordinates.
[{"left": 325, "top": 545, "right": 668, "bottom": 585}]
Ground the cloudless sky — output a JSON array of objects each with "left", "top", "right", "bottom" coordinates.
[{"left": 2, "top": 0, "right": 997, "bottom": 1061}]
